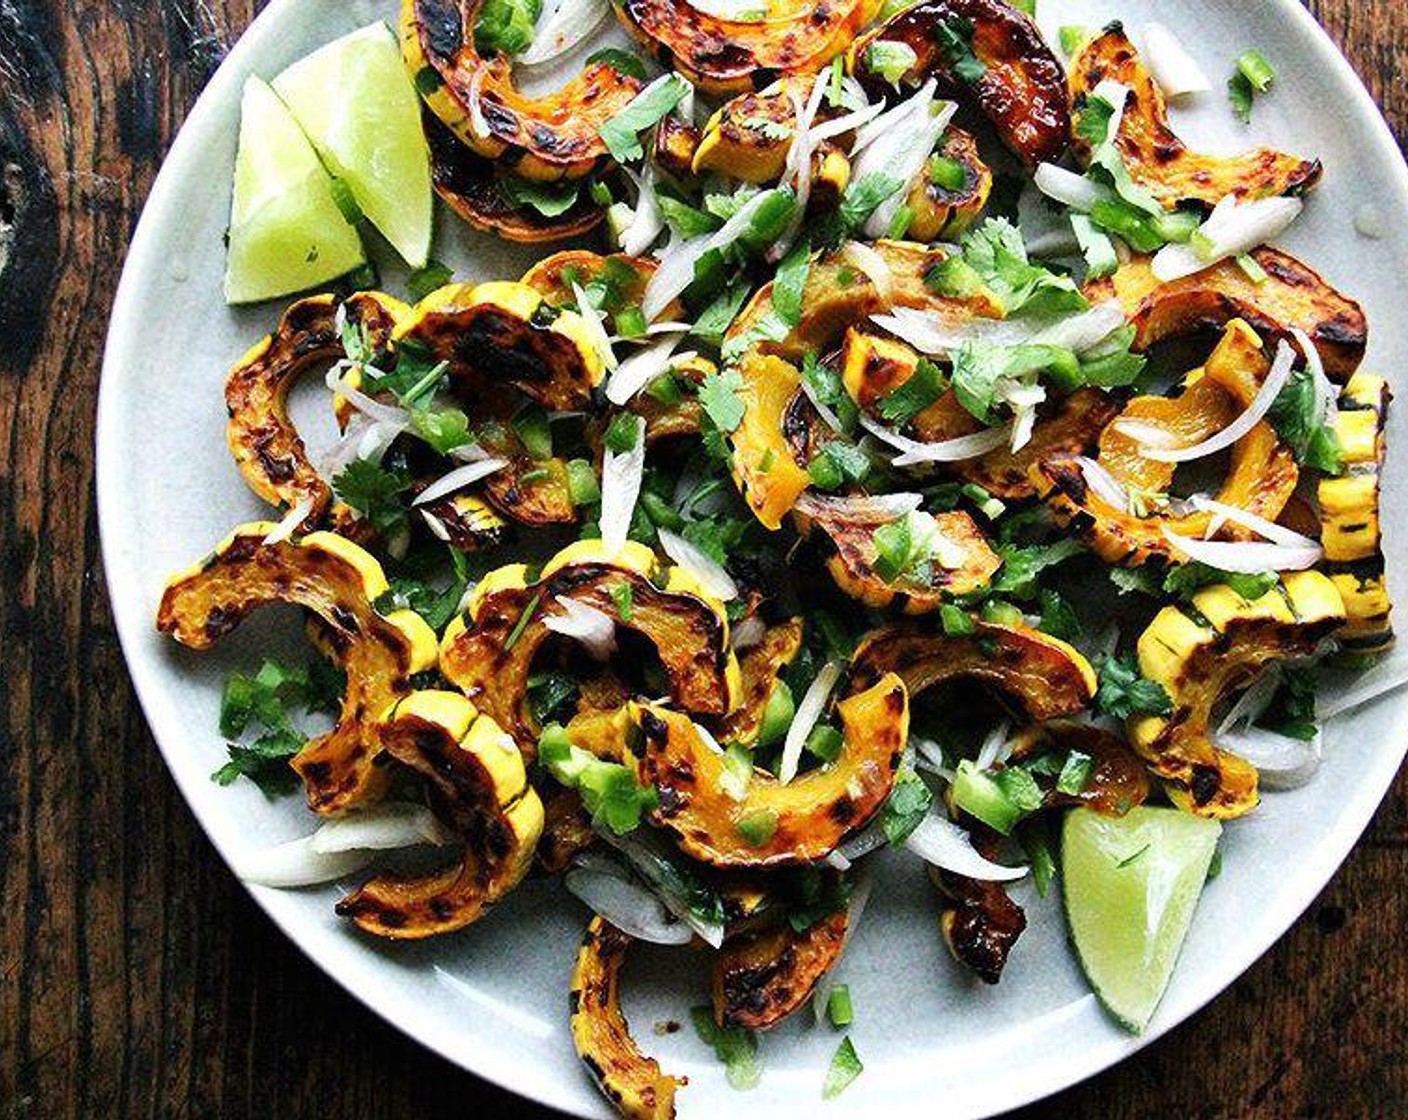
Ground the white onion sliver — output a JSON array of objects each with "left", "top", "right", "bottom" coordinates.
[
  {"left": 779, "top": 661, "right": 843, "bottom": 784},
  {"left": 1185, "top": 495, "right": 1317, "bottom": 548},
  {"left": 1141, "top": 22, "right": 1211, "bottom": 98},
  {"left": 1320, "top": 652, "right": 1408, "bottom": 720},
  {"left": 518, "top": 0, "right": 611, "bottom": 66},
  {"left": 1217, "top": 725, "right": 1321, "bottom": 790},
  {"left": 974, "top": 720, "right": 1012, "bottom": 771},
  {"left": 1033, "top": 162, "right": 1112, "bottom": 212},
  {"left": 606, "top": 331, "right": 685, "bottom": 405},
  {"left": 871, "top": 305, "right": 1024, "bottom": 356},
  {"left": 797, "top": 374, "right": 846, "bottom": 433},
  {"left": 597, "top": 830, "right": 725, "bottom": 946},
  {"left": 233, "top": 836, "right": 372, "bottom": 888},
  {"left": 1076, "top": 455, "right": 1131, "bottom": 510},
  {"left": 1162, "top": 529, "right": 1322, "bottom": 573},
  {"left": 421, "top": 510, "right": 451, "bottom": 541},
  {"left": 1289, "top": 326, "right": 1336, "bottom": 427},
  {"left": 599, "top": 415, "right": 646, "bottom": 556},
  {"left": 263, "top": 497, "right": 314, "bottom": 544},
  {"left": 643, "top": 188, "right": 775, "bottom": 320},
  {"left": 860, "top": 414, "right": 1012, "bottom": 466},
  {"left": 657, "top": 528, "right": 738, "bottom": 601},
  {"left": 620, "top": 165, "right": 665, "bottom": 258},
  {"left": 794, "top": 490, "right": 924, "bottom": 523},
  {"left": 1109, "top": 417, "right": 1182, "bottom": 448},
  {"left": 730, "top": 615, "right": 766, "bottom": 652},
  {"left": 544, "top": 595, "right": 618, "bottom": 659},
  {"left": 808, "top": 99, "right": 886, "bottom": 145},
  {"left": 1141, "top": 340, "right": 1296, "bottom": 462},
  {"left": 904, "top": 813, "right": 1029, "bottom": 881},
  {"left": 412, "top": 457, "right": 509, "bottom": 506},
  {"left": 860, "top": 99, "right": 956, "bottom": 239},
  {"left": 571, "top": 282, "right": 618, "bottom": 371},
  {"left": 851, "top": 78, "right": 935, "bottom": 155},
  {"left": 325, "top": 365, "right": 412, "bottom": 429},
  {"left": 1217, "top": 666, "right": 1282, "bottom": 734},
  {"left": 1151, "top": 195, "right": 1303, "bottom": 282},
  {"left": 1030, "top": 301, "right": 1127, "bottom": 354},
  {"left": 311, "top": 801, "right": 453, "bottom": 853},
  {"left": 466, "top": 65, "right": 490, "bottom": 140},
  {"left": 841, "top": 241, "right": 896, "bottom": 307},
  {"left": 565, "top": 866, "right": 695, "bottom": 945}
]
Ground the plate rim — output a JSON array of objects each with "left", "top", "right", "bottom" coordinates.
[{"left": 95, "top": 1, "right": 1408, "bottom": 1116}]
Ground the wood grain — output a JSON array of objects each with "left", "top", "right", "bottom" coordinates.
[{"left": 1, "top": 2, "right": 1405, "bottom": 1117}]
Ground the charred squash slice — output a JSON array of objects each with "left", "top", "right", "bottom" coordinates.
[
  {"left": 1084, "top": 248, "right": 1367, "bottom": 380},
  {"left": 838, "top": 327, "right": 980, "bottom": 444},
  {"left": 156, "top": 525, "right": 438, "bottom": 813},
  {"left": 1130, "top": 572, "right": 1345, "bottom": 817},
  {"left": 692, "top": 79, "right": 850, "bottom": 191},
  {"left": 848, "top": 620, "right": 1096, "bottom": 719},
  {"left": 419, "top": 491, "right": 510, "bottom": 551},
  {"left": 631, "top": 674, "right": 909, "bottom": 867},
  {"left": 1069, "top": 26, "right": 1321, "bottom": 209},
  {"left": 654, "top": 114, "right": 702, "bottom": 180},
  {"left": 716, "top": 619, "right": 804, "bottom": 745},
  {"left": 397, "top": 279, "right": 605, "bottom": 411},
  {"left": 424, "top": 110, "right": 605, "bottom": 242},
  {"left": 795, "top": 499, "right": 1001, "bottom": 612},
  {"left": 930, "top": 863, "right": 1026, "bottom": 984},
  {"left": 849, "top": 0, "right": 1070, "bottom": 167},
  {"left": 1321, "top": 372, "right": 1393, "bottom": 658},
  {"left": 612, "top": 0, "right": 881, "bottom": 97},
  {"left": 959, "top": 388, "right": 1121, "bottom": 500},
  {"left": 570, "top": 917, "right": 684, "bottom": 1120},
  {"left": 335, "top": 690, "right": 544, "bottom": 937},
  {"left": 711, "top": 907, "right": 848, "bottom": 1029},
  {"left": 902, "top": 126, "right": 992, "bottom": 242},
  {"left": 1007, "top": 720, "right": 1151, "bottom": 816},
  {"left": 1034, "top": 320, "right": 1299, "bottom": 567},
  {"left": 726, "top": 239, "right": 1003, "bottom": 364},
  {"left": 439, "top": 540, "right": 742, "bottom": 754},
  {"left": 729, "top": 351, "right": 814, "bottom": 530},
  {"left": 403, "top": 0, "right": 643, "bottom": 181},
  {"left": 225, "top": 291, "right": 407, "bottom": 529}
]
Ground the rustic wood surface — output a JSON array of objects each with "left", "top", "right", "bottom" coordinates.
[{"left": 1, "top": 1, "right": 1405, "bottom": 1116}]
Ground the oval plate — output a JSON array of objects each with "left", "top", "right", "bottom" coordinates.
[{"left": 98, "top": 0, "right": 1408, "bottom": 1116}]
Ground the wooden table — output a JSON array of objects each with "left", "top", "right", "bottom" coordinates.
[{"left": 2, "top": 2, "right": 1406, "bottom": 1115}]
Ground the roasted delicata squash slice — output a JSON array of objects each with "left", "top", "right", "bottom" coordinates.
[
  {"left": 727, "top": 240, "right": 1003, "bottom": 364},
  {"left": 850, "top": 0, "right": 1070, "bottom": 167},
  {"left": 225, "top": 291, "right": 407, "bottom": 529},
  {"left": 631, "top": 674, "right": 909, "bottom": 867},
  {"left": 838, "top": 327, "right": 980, "bottom": 444},
  {"left": 571, "top": 917, "right": 684, "bottom": 1120},
  {"left": 418, "top": 491, "right": 510, "bottom": 551},
  {"left": 692, "top": 79, "right": 850, "bottom": 190},
  {"left": 1130, "top": 572, "right": 1346, "bottom": 817},
  {"left": 712, "top": 907, "right": 848, "bottom": 1029},
  {"left": 403, "top": 0, "right": 643, "bottom": 181},
  {"left": 156, "top": 525, "right": 438, "bottom": 813},
  {"left": 959, "top": 388, "right": 1121, "bottom": 501},
  {"left": 902, "top": 126, "right": 992, "bottom": 242},
  {"left": 795, "top": 498, "right": 1001, "bottom": 612},
  {"left": 440, "top": 540, "right": 742, "bottom": 753},
  {"left": 1034, "top": 321, "right": 1299, "bottom": 566},
  {"left": 423, "top": 111, "right": 605, "bottom": 242},
  {"left": 397, "top": 279, "right": 605, "bottom": 411},
  {"left": 1069, "top": 25, "right": 1321, "bottom": 209},
  {"left": 1084, "top": 248, "right": 1367, "bottom": 380},
  {"left": 729, "top": 351, "right": 814, "bottom": 530},
  {"left": 654, "top": 114, "right": 702, "bottom": 180},
  {"left": 929, "top": 863, "right": 1026, "bottom": 984},
  {"left": 848, "top": 620, "right": 1096, "bottom": 719},
  {"left": 612, "top": 0, "right": 881, "bottom": 97},
  {"left": 716, "top": 618, "right": 804, "bottom": 745},
  {"left": 336, "top": 690, "right": 543, "bottom": 937},
  {"left": 1321, "top": 372, "right": 1394, "bottom": 658}
]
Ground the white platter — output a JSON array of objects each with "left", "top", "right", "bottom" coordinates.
[{"left": 97, "top": 1, "right": 1408, "bottom": 1115}]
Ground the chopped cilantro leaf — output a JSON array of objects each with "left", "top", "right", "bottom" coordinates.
[
  {"left": 935, "top": 17, "right": 985, "bottom": 83},
  {"left": 698, "top": 368, "right": 747, "bottom": 433},
  {"left": 877, "top": 357, "right": 947, "bottom": 425},
  {"left": 1095, "top": 654, "right": 1173, "bottom": 719},
  {"left": 585, "top": 47, "right": 648, "bottom": 80},
  {"left": 333, "top": 459, "right": 411, "bottom": 534},
  {"left": 599, "top": 75, "right": 690, "bottom": 163},
  {"left": 406, "top": 259, "right": 453, "bottom": 301},
  {"left": 880, "top": 767, "right": 933, "bottom": 845}
]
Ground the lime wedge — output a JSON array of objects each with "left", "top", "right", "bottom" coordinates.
[
  {"left": 225, "top": 75, "right": 365, "bottom": 305},
  {"left": 273, "top": 22, "right": 433, "bottom": 268},
  {"left": 1061, "top": 806, "right": 1221, "bottom": 1033}
]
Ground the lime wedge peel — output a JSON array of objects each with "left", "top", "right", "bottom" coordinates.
[
  {"left": 1061, "top": 806, "right": 1222, "bottom": 1034},
  {"left": 225, "top": 74, "right": 366, "bottom": 305},
  {"left": 272, "top": 21, "right": 433, "bottom": 269}
]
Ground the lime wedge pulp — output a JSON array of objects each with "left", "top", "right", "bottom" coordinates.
[
  {"left": 1061, "top": 806, "right": 1221, "bottom": 1034},
  {"left": 273, "top": 22, "right": 433, "bottom": 268},
  {"left": 225, "top": 74, "right": 365, "bottom": 305}
]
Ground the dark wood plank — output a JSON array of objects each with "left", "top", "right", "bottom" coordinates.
[{"left": 0, "top": 0, "right": 1404, "bottom": 1116}]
